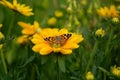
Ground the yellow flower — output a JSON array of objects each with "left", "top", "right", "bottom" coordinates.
[
  {"left": 18, "top": 21, "right": 41, "bottom": 35},
  {"left": 112, "top": 65, "right": 120, "bottom": 77},
  {"left": 0, "top": 32, "right": 4, "bottom": 49},
  {"left": 54, "top": 10, "right": 63, "bottom": 18},
  {"left": 31, "top": 28, "right": 84, "bottom": 55},
  {"left": 118, "top": 5, "right": 120, "bottom": 9},
  {"left": 81, "top": 0, "right": 87, "bottom": 5},
  {"left": 97, "top": 5, "right": 119, "bottom": 18},
  {"left": 16, "top": 35, "right": 30, "bottom": 44},
  {"left": 110, "top": 5, "right": 119, "bottom": 18},
  {"left": 95, "top": 28, "right": 105, "bottom": 37},
  {"left": 0, "top": 0, "right": 34, "bottom": 16},
  {"left": 86, "top": 71, "right": 94, "bottom": 80},
  {"left": 0, "top": 32, "right": 4, "bottom": 39},
  {"left": 0, "top": 24, "right": 2, "bottom": 28},
  {"left": 48, "top": 17, "right": 57, "bottom": 26},
  {"left": 0, "top": 44, "right": 3, "bottom": 49},
  {"left": 112, "top": 17, "right": 119, "bottom": 23},
  {"left": 97, "top": 7, "right": 108, "bottom": 18}
]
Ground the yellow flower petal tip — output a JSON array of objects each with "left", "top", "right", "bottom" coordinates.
[
  {"left": 16, "top": 35, "right": 29, "bottom": 44},
  {"left": 31, "top": 28, "right": 84, "bottom": 55},
  {"left": 0, "top": 0, "right": 34, "bottom": 16}
]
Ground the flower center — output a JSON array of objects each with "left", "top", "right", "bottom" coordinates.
[{"left": 52, "top": 43, "right": 61, "bottom": 48}]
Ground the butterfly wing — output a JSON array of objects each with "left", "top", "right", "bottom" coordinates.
[
  {"left": 60, "top": 34, "right": 72, "bottom": 45},
  {"left": 44, "top": 33, "right": 72, "bottom": 45}
]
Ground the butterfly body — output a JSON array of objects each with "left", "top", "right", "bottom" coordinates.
[{"left": 44, "top": 33, "right": 72, "bottom": 45}]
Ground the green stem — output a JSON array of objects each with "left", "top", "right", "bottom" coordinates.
[
  {"left": 34, "top": 64, "right": 40, "bottom": 80},
  {"left": 98, "top": 66, "right": 113, "bottom": 80},
  {"left": 6, "top": 12, "right": 15, "bottom": 37},
  {"left": 56, "top": 55, "right": 60, "bottom": 80},
  {"left": 25, "top": 46, "right": 29, "bottom": 58},
  {"left": 105, "top": 28, "right": 114, "bottom": 55},
  {"left": 67, "top": 0, "right": 73, "bottom": 31},
  {"left": 0, "top": 49, "right": 7, "bottom": 74},
  {"left": 103, "top": 28, "right": 114, "bottom": 68},
  {"left": 30, "top": 65, "right": 35, "bottom": 80},
  {"left": 104, "top": 73, "right": 106, "bottom": 80},
  {"left": 85, "top": 40, "right": 99, "bottom": 73}
]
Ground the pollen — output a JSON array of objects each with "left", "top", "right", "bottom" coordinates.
[{"left": 52, "top": 43, "right": 61, "bottom": 48}]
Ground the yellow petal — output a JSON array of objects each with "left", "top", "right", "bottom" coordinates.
[
  {"left": 13, "top": 0, "right": 17, "bottom": 6},
  {"left": 21, "top": 4, "right": 25, "bottom": 8},
  {"left": 31, "top": 38, "right": 46, "bottom": 44},
  {"left": 34, "top": 21, "right": 40, "bottom": 29},
  {"left": 32, "top": 44, "right": 50, "bottom": 52},
  {"left": 51, "top": 28, "right": 59, "bottom": 36},
  {"left": 60, "top": 49, "right": 72, "bottom": 55},
  {"left": 22, "top": 29, "right": 34, "bottom": 35},
  {"left": 32, "top": 45, "right": 41, "bottom": 52},
  {"left": 0, "top": 0, "right": 14, "bottom": 9},
  {"left": 31, "top": 33, "right": 45, "bottom": 44},
  {"left": 62, "top": 43, "right": 79, "bottom": 49},
  {"left": 18, "top": 22, "right": 31, "bottom": 28},
  {"left": 59, "top": 28, "right": 68, "bottom": 35},
  {"left": 32, "top": 33, "right": 43, "bottom": 39},
  {"left": 67, "top": 34, "right": 84, "bottom": 43},
  {"left": 53, "top": 47, "right": 61, "bottom": 52},
  {"left": 41, "top": 28, "right": 59, "bottom": 38},
  {"left": 39, "top": 47, "right": 53, "bottom": 55}
]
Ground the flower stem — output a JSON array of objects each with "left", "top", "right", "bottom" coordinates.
[
  {"left": 0, "top": 49, "right": 8, "bottom": 74},
  {"left": 34, "top": 64, "right": 40, "bottom": 80},
  {"left": 56, "top": 55, "right": 60, "bottom": 80},
  {"left": 105, "top": 28, "right": 114, "bottom": 56},
  {"left": 67, "top": 0, "right": 73, "bottom": 31},
  {"left": 6, "top": 12, "right": 15, "bottom": 37},
  {"left": 85, "top": 40, "right": 99, "bottom": 73},
  {"left": 103, "top": 28, "right": 114, "bottom": 68},
  {"left": 104, "top": 73, "right": 106, "bottom": 80}
]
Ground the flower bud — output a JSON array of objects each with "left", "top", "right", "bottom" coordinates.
[{"left": 86, "top": 71, "right": 94, "bottom": 80}]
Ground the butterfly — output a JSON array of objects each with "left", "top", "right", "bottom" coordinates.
[{"left": 44, "top": 33, "right": 72, "bottom": 45}]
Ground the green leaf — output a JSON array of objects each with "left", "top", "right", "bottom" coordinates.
[
  {"left": 98, "top": 66, "right": 112, "bottom": 76},
  {"left": 20, "top": 55, "right": 35, "bottom": 68}
]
